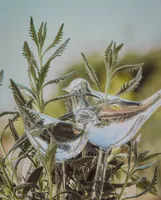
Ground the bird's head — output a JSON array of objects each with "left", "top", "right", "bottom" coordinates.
[
  {"left": 75, "top": 110, "right": 100, "bottom": 130},
  {"left": 63, "top": 78, "right": 92, "bottom": 94}
]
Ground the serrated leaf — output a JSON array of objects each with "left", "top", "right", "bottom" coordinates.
[
  {"left": 104, "top": 41, "right": 113, "bottom": 94},
  {"left": 43, "top": 23, "right": 64, "bottom": 55},
  {"left": 22, "top": 166, "right": 43, "bottom": 196},
  {"left": 42, "top": 22, "right": 47, "bottom": 47},
  {"left": 46, "top": 38, "right": 70, "bottom": 63},
  {"left": 137, "top": 150, "right": 150, "bottom": 163},
  {"left": 123, "top": 167, "right": 158, "bottom": 199},
  {"left": 43, "top": 92, "right": 87, "bottom": 109},
  {"left": 11, "top": 154, "right": 26, "bottom": 183},
  {"left": 111, "top": 162, "right": 124, "bottom": 174},
  {"left": 112, "top": 63, "right": 144, "bottom": 77},
  {"left": 9, "top": 119, "right": 19, "bottom": 141},
  {"left": 81, "top": 53, "right": 101, "bottom": 91},
  {"left": 15, "top": 182, "right": 39, "bottom": 191},
  {"left": 15, "top": 82, "right": 36, "bottom": 98},
  {"left": 0, "top": 111, "right": 18, "bottom": 118},
  {"left": 10, "top": 79, "right": 26, "bottom": 105},
  {"left": 45, "top": 141, "right": 57, "bottom": 174},
  {"left": 133, "top": 161, "right": 156, "bottom": 174},
  {"left": 38, "top": 60, "right": 50, "bottom": 89},
  {"left": 38, "top": 22, "right": 44, "bottom": 48},
  {"left": 70, "top": 156, "right": 94, "bottom": 168},
  {"left": 29, "top": 17, "right": 39, "bottom": 48},
  {"left": 22, "top": 41, "right": 38, "bottom": 71},
  {"left": 116, "top": 67, "right": 143, "bottom": 96},
  {"left": 112, "top": 42, "right": 123, "bottom": 65},
  {"left": 43, "top": 71, "right": 75, "bottom": 87},
  {"left": 142, "top": 152, "right": 161, "bottom": 162},
  {"left": 4, "top": 134, "right": 28, "bottom": 161},
  {"left": 0, "top": 70, "right": 4, "bottom": 87},
  {"left": 104, "top": 41, "right": 113, "bottom": 69}
]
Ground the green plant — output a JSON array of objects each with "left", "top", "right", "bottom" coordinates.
[{"left": 0, "top": 18, "right": 160, "bottom": 200}]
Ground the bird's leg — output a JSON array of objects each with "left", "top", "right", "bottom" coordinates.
[
  {"left": 60, "top": 161, "right": 66, "bottom": 200},
  {"left": 92, "top": 149, "right": 110, "bottom": 200}
]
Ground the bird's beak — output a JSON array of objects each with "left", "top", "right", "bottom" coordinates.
[{"left": 62, "top": 86, "right": 69, "bottom": 93}]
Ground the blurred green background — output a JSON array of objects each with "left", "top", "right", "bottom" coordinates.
[{"left": 1, "top": 1, "right": 161, "bottom": 199}]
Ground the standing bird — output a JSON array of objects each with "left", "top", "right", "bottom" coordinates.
[
  {"left": 18, "top": 106, "right": 99, "bottom": 163},
  {"left": 64, "top": 78, "right": 161, "bottom": 199}
]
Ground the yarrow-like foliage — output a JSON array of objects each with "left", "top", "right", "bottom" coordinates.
[{"left": 0, "top": 18, "right": 160, "bottom": 200}]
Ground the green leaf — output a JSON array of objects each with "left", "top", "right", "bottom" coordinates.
[
  {"left": 112, "top": 63, "right": 144, "bottom": 77},
  {"left": 9, "top": 119, "right": 19, "bottom": 141},
  {"left": 123, "top": 167, "right": 158, "bottom": 199},
  {"left": 0, "top": 70, "right": 4, "bottom": 87},
  {"left": 43, "top": 92, "right": 86, "bottom": 109},
  {"left": 43, "top": 23, "right": 64, "bottom": 55},
  {"left": 81, "top": 53, "right": 101, "bottom": 91},
  {"left": 52, "top": 190, "right": 85, "bottom": 200},
  {"left": 10, "top": 79, "right": 26, "bottom": 105},
  {"left": 43, "top": 71, "right": 75, "bottom": 87},
  {"left": 104, "top": 41, "right": 113, "bottom": 70},
  {"left": 29, "top": 17, "right": 39, "bottom": 48},
  {"left": 38, "top": 22, "right": 44, "bottom": 49},
  {"left": 116, "top": 67, "right": 143, "bottom": 96},
  {"left": 22, "top": 41, "right": 38, "bottom": 71},
  {"left": 46, "top": 38, "right": 70, "bottom": 64},
  {"left": 142, "top": 152, "right": 161, "bottom": 162},
  {"left": 132, "top": 161, "right": 156, "bottom": 174},
  {"left": 69, "top": 156, "right": 94, "bottom": 168},
  {"left": 22, "top": 166, "right": 44, "bottom": 196},
  {"left": 0, "top": 111, "right": 18, "bottom": 118},
  {"left": 104, "top": 41, "right": 113, "bottom": 94},
  {"left": 15, "top": 83, "right": 36, "bottom": 98},
  {"left": 0, "top": 193, "right": 9, "bottom": 200},
  {"left": 42, "top": 22, "right": 47, "bottom": 47},
  {"left": 11, "top": 154, "right": 26, "bottom": 183},
  {"left": 38, "top": 60, "right": 50, "bottom": 89},
  {"left": 112, "top": 42, "right": 123, "bottom": 65},
  {"left": 26, "top": 166, "right": 43, "bottom": 183},
  {"left": 4, "top": 134, "right": 28, "bottom": 161},
  {"left": 15, "top": 182, "right": 39, "bottom": 191},
  {"left": 45, "top": 141, "right": 57, "bottom": 174}
]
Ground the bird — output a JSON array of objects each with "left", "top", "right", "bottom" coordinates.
[
  {"left": 19, "top": 106, "right": 99, "bottom": 163},
  {"left": 64, "top": 78, "right": 161, "bottom": 200},
  {"left": 63, "top": 78, "right": 161, "bottom": 149}
]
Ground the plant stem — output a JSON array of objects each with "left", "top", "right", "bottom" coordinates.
[
  {"left": 60, "top": 161, "right": 66, "bottom": 200},
  {"left": 0, "top": 161, "right": 18, "bottom": 200},
  {"left": 92, "top": 149, "right": 109, "bottom": 200},
  {"left": 118, "top": 146, "right": 133, "bottom": 200}
]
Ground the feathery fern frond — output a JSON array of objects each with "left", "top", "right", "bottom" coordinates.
[
  {"left": 112, "top": 63, "right": 144, "bottom": 77},
  {"left": 0, "top": 70, "right": 4, "bottom": 87},
  {"left": 38, "top": 60, "right": 50, "bottom": 89},
  {"left": 116, "top": 67, "right": 143, "bottom": 96},
  {"left": 81, "top": 53, "right": 101, "bottom": 91},
  {"left": 46, "top": 38, "right": 70, "bottom": 64},
  {"left": 37, "top": 22, "right": 44, "bottom": 49},
  {"left": 22, "top": 41, "right": 38, "bottom": 71},
  {"left": 112, "top": 42, "right": 123, "bottom": 65},
  {"left": 43, "top": 71, "right": 75, "bottom": 87},
  {"left": 29, "top": 17, "right": 39, "bottom": 48},
  {"left": 10, "top": 79, "right": 26, "bottom": 105},
  {"left": 43, "top": 23, "right": 64, "bottom": 55}
]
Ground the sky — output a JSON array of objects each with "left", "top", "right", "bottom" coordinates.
[{"left": 0, "top": 0, "right": 161, "bottom": 111}]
